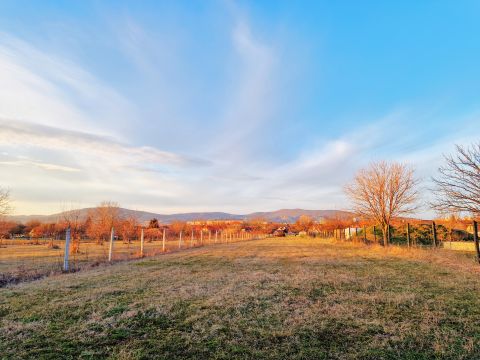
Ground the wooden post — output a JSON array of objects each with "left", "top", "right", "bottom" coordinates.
[
  {"left": 140, "top": 228, "right": 144, "bottom": 257},
  {"left": 406, "top": 223, "right": 411, "bottom": 248},
  {"left": 473, "top": 221, "right": 480, "bottom": 264},
  {"left": 63, "top": 227, "right": 71, "bottom": 271},
  {"left": 108, "top": 227, "right": 114, "bottom": 262},
  {"left": 373, "top": 226, "right": 377, "bottom": 243},
  {"left": 179, "top": 231, "right": 182, "bottom": 249},
  {"left": 432, "top": 221, "right": 437, "bottom": 247},
  {"left": 388, "top": 224, "right": 391, "bottom": 245},
  {"left": 200, "top": 230, "right": 203, "bottom": 245},
  {"left": 162, "top": 228, "right": 166, "bottom": 252},
  {"left": 191, "top": 230, "right": 194, "bottom": 247}
]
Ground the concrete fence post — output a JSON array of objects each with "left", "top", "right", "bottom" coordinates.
[
  {"left": 63, "top": 227, "right": 71, "bottom": 271},
  {"left": 179, "top": 231, "right": 182, "bottom": 249},
  {"left": 200, "top": 230, "right": 203, "bottom": 245},
  {"left": 108, "top": 227, "right": 114, "bottom": 262},
  {"left": 140, "top": 228, "right": 145, "bottom": 257},
  {"left": 162, "top": 228, "right": 166, "bottom": 252},
  {"left": 215, "top": 230, "right": 218, "bottom": 243},
  {"left": 191, "top": 230, "right": 194, "bottom": 247}
]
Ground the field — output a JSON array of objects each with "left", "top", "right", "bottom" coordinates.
[
  {"left": 1, "top": 236, "right": 480, "bottom": 359},
  {"left": 0, "top": 236, "right": 238, "bottom": 286}
]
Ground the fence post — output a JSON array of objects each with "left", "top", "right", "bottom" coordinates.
[
  {"left": 162, "top": 228, "right": 166, "bottom": 252},
  {"left": 63, "top": 227, "right": 71, "bottom": 271},
  {"left": 108, "top": 227, "right": 114, "bottom": 262},
  {"left": 473, "top": 221, "right": 479, "bottom": 264},
  {"left": 200, "top": 230, "right": 203, "bottom": 245},
  {"left": 432, "top": 221, "right": 437, "bottom": 247},
  {"left": 215, "top": 230, "right": 218, "bottom": 243},
  {"left": 406, "top": 223, "right": 411, "bottom": 248},
  {"left": 179, "top": 231, "right": 182, "bottom": 249},
  {"left": 140, "top": 228, "right": 144, "bottom": 257},
  {"left": 209, "top": 230, "right": 211, "bottom": 244}
]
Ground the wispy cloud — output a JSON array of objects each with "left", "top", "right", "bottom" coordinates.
[
  {"left": 0, "top": 33, "right": 134, "bottom": 135},
  {"left": 0, "top": 119, "right": 207, "bottom": 168}
]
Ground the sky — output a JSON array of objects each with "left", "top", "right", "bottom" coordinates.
[{"left": 0, "top": 0, "right": 479, "bottom": 216}]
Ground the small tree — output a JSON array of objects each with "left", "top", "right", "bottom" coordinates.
[
  {"left": 432, "top": 143, "right": 480, "bottom": 216},
  {"left": 86, "top": 201, "right": 121, "bottom": 244},
  {"left": 345, "top": 161, "right": 419, "bottom": 246},
  {"left": 295, "top": 215, "right": 314, "bottom": 232},
  {"left": 0, "top": 188, "right": 11, "bottom": 217}
]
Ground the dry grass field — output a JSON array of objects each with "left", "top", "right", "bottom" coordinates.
[
  {"left": 0, "top": 237, "right": 220, "bottom": 286},
  {"left": 1, "top": 236, "right": 480, "bottom": 359}
]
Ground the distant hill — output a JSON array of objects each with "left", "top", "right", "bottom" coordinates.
[
  {"left": 245, "top": 209, "right": 353, "bottom": 223},
  {"left": 7, "top": 208, "right": 354, "bottom": 224}
]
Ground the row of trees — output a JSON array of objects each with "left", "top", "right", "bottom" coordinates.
[
  {"left": 1, "top": 142, "right": 478, "bottom": 248},
  {"left": 344, "top": 142, "right": 480, "bottom": 246}
]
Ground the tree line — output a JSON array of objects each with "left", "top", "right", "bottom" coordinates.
[
  {"left": 0, "top": 141, "right": 478, "bottom": 248},
  {"left": 344, "top": 141, "right": 480, "bottom": 246}
]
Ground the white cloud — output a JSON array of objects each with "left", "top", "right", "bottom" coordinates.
[
  {"left": 0, "top": 33, "right": 134, "bottom": 136},
  {"left": 0, "top": 119, "right": 204, "bottom": 167}
]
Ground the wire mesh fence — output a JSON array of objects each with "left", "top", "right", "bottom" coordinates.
[{"left": 0, "top": 229, "right": 270, "bottom": 287}]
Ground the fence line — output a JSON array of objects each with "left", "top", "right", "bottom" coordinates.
[{"left": 316, "top": 220, "right": 480, "bottom": 260}]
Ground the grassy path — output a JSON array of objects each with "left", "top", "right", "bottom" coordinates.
[{"left": 1, "top": 237, "right": 480, "bottom": 359}]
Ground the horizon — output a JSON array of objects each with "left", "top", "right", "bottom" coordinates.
[
  {"left": 1, "top": 1, "right": 480, "bottom": 217},
  {"left": 9, "top": 206, "right": 352, "bottom": 218}
]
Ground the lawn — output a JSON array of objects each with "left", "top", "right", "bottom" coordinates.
[{"left": 1, "top": 237, "right": 480, "bottom": 359}]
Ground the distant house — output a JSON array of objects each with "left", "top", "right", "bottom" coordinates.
[
  {"left": 273, "top": 226, "right": 288, "bottom": 237},
  {"left": 466, "top": 225, "right": 480, "bottom": 237}
]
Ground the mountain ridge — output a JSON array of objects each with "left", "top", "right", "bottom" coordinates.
[{"left": 6, "top": 208, "right": 353, "bottom": 224}]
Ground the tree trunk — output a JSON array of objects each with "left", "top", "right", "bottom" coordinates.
[{"left": 382, "top": 224, "right": 389, "bottom": 246}]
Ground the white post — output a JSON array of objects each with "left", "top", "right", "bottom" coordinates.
[
  {"left": 191, "top": 230, "right": 194, "bottom": 247},
  {"left": 108, "top": 227, "right": 114, "bottom": 262},
  {"left": 200, "top": 230, "right": 203, "bottom": 245},
  {"left": 140, "top": 228, "right": 144, "bottom": 257},
  {"left": 179, "top": 231, "right": 182, "bottom": 249},
  {"left": 63, "top": 228, "right": 71, "bottom": 271},
  {"left": 215, "top": 230, "right": 218, "bottom": 243},
  {"left": 162, "top": 228, "right": 166, "bottom": 252}
]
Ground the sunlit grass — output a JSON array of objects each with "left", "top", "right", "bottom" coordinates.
[{"left": 1, "top": 236, "right": 480, "bottom": 359}]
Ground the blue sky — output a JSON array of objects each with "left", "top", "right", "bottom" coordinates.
[{"left": 0, "top": 0, "right": 479, "bottom": 216}]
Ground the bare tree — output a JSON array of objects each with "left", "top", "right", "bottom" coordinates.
[
  {"left": 0, "top": 188, "right": 11, "bottom": 217},
  {"left": 345, "top": 161, "right": 419, "bottom": 246},
  {"left": 295, "top": 215, "right": 314, "bottom": 232},
  {"left": 432, "top": 143, "right": 480, "bottom": 216},
  {"left": 86, "top": 201, "right": 121, "bottom": 243},
  {"left": 60, "top": 205, "right": 83, "bottom": 253}
]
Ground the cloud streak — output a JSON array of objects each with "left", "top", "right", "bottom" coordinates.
[{"left": 0, "top": 119, "right": 207, "bottom": 168}]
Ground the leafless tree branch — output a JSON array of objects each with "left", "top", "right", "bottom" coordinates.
[{"left": 431, "top": 143, "right": 480, "bottom": 216}]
